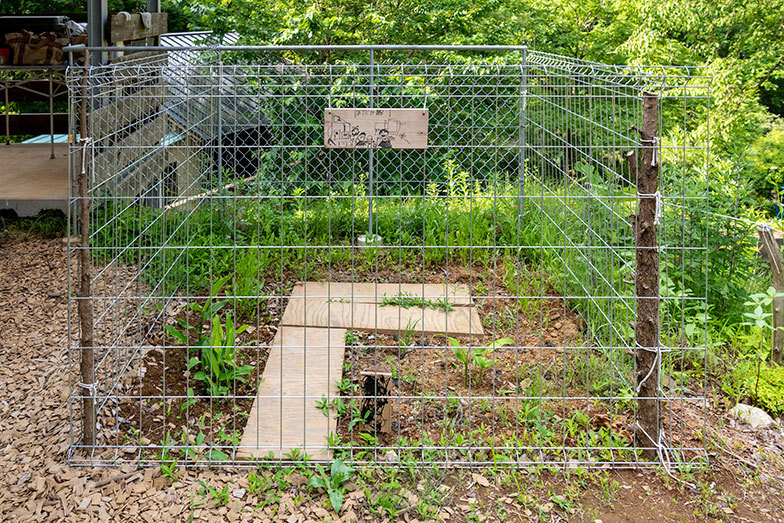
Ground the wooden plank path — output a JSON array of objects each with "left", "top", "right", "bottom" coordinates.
[
  {"left": 239, "top": 281, "right": 483, "bottom": 460},
  {"left": 281, "top": 297, "right": 483, "bottom": 336},
  {"left": 288, "top": 281, "right": 474, "bottom": 305},
  {"left": 285, "top": 281, "right": 483, "bottom": 336},
  {"left": 237, "top": 326, "right": 346, "bottom": 460}
]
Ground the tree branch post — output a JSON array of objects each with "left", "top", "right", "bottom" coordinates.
[
  {"left": 757, "top": 224, "right": 784, "bottom": 365},
  {"left": 634, "top": 92, "right": 660, "bottom": 459},
  {"left": 78, "top": 51, "right": 96, "bottom": 448}
]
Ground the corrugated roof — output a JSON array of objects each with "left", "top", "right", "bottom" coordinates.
[{"left": 160, "top": 31, "right": 266, "bottom": 142}]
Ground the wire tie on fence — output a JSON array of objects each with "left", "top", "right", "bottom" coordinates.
[
  {"left": 79, "top": 137, "right": 93, "bottom": 175},
  {"left": 637, "top": 191, "right": 662, "bottom": 226},
  {"left": 652, "top": 136, "right": 659, "bottom": 167},
  {"left": 77, "top": 381, "right": 98, "bottom": 398},
  {"left": 654, "top": 190, "right": 662, "bottom": 226},
  {"left": 635, "top": 347, "right": 661, "bottom": 394},
  {"left": 636, "top": 424, "right": 698, "bottom": 491}
]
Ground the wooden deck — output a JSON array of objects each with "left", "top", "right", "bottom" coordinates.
[{"left": 0, "top": 143, "right": 68, "bottom": 216}]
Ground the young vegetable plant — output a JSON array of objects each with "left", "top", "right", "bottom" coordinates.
[
  {"left": 308, "top": 459, "right": 355, "bottom": 513},
  {"left": 188, "top": 314, "right": 254, "bottom": 397},
  {"left": 166, "top": 275, "right": 231, "bottom": 344},
  {"left": 445, "top": 337, "right": 515, "bottom": 386}
]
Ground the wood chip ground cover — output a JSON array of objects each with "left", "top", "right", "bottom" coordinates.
[{"left": 1, "top": 236, "right": 783, "bottom": 522}]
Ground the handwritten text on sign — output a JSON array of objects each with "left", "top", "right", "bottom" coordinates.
[{"left": 324, "top": 108, "right": 428, "bottom": 149}]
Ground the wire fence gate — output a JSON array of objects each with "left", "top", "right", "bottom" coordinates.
[{"left": 66, "top": 45, "right": 711, "bottom": 468}]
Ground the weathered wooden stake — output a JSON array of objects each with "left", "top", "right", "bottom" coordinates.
[
  {"left": 633, "top": 92, "right": 660, "bottom": 459},
  {"left": 78, "top": 51, "right": 96, "bottom": 447},
  {"left": 757, "top": 225, "right": 784, "bottom": 365},
  {"left": 359, "top": 371, "right": 392, "bottom": 433}
]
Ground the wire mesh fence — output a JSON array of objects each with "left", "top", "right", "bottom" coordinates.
[{"left": 66, "top": 45, "right": 711, "bottom": 468}]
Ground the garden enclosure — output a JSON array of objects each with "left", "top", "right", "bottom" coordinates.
[{"left": 66, "top": 45, "right": 711, "bottom": 468}]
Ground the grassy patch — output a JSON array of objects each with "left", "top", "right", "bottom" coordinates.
[{"left": 380, "top": 291, "right": 455, "bottom": 312}]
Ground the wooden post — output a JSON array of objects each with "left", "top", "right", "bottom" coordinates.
[
  {"left": 633, "top": 92, "right": 660, "bottom": 458},
  {"left": 757, "top": 225, "right": 784, "bottom": 365},
  {"left": 78, "top": 51, "right": 96, "bottom": 447},
  {"left": 359, "top": 371, "right": 392, "bottom": 433}
]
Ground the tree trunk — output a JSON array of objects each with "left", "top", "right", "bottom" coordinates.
[{"left": 634, "top": 92, "right": 660, "bottom": 459}]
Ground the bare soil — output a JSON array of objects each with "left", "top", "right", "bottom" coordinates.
[{"left": 1, "top": 236, "right": 783, "bottom": 522}]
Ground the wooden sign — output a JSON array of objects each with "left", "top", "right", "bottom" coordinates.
[{"left": 324, "top": 108, "right": 428, "bottom": 149}]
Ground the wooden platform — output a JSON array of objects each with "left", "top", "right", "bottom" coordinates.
[
  {"left": 237, "top": 326, "right": 346, "bottom": 460},
  {"left": 284, "top": 281, "right": 482, "bottom": 336},
  {"left": 0, "top": 143, "right": 68, "bottom": 216},
  {"left": 289, "top": 281, "right": 474, "bottom": 305},
  {"left": 239, "top": 281, "right": 484, "bottom": 460},
  {"left": 282, "top": 297, "right": 483, "bottom": 336}
]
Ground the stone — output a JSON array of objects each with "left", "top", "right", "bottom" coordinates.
[
  {"left": 384, "top": 449, "right": 398, "bottom": 463},
  {"left": 730, "top": 403, "right": 775, "bottom": 429}
]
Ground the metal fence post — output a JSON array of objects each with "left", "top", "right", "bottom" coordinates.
[
  {"left": 217, "top": 50, "right": 224, "bottom": 189},
  {"left": 634, "top": 92, "right": 660, "bottom": 459},
  {"left": 78, "top": 51, "right": 96, "bottom": 448},
  {"left": 367, "top": 49, "right": 375, "bottom": 240},
  {"left": 518, "top": 47, "right": 527, "bottom": 216}
]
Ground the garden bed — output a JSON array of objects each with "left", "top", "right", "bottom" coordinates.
[{"left": 112, "top": 255, "right": 698, "bottom": 464}]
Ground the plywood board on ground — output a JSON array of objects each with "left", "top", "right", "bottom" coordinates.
[
  {"left": 281, "top": 297, "right": 484, "bottom": 336},
  {"left": 324, "top": 108, "right": 428, "bottom": 149},
  {"left": 238, "top": 326, "right": 346, "bottom": 460},
  {"left": 289, "top": 281, "right": 473, "bottom": 305}
]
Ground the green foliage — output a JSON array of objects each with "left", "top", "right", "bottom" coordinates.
[
  {"left": 446, "top": 336, "right": 515, "bottom": 386},
  {"left": 163, "top": 274, "right": 253, "bottom": 397},
  {"left": 746, "top": 364, "right": 784, "bottom": 417},
  {"left": 401, "top": 318, "right": 420, "bottom": 347},
  {"left": 165, "top": 275, "right": 231, "bottom": 342},
  {"left": 380, "top": 291, "right": 454, "bottom": 312},
  {"left": 308, "top": 459, "right": 355, "bottom": 513},
  {"left": 188, "top": 314, "right": 254, "bottom": 396},
  {"left": 0, "top": 210, "right": 66, "bottom": 239}
]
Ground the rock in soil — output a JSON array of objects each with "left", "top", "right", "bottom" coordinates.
[
  {"left": 384, "top": 449, "right": 399, "bottom": 463},
  {"left": 730, "top": 403, "right": 776, "bottom": 430}
]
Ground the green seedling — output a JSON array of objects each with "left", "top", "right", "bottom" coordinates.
[
  {"left": 381, "top": 291, "right": 454, "bottom": 312},
  {"left": 335, "top": 378, "right": 357, "bottom": 394},
  {"left": 160, "top": 459, "right": 179, "bottom": 481},
  {"left": 187, "top": 313, "right": 254, "bottom": 396},
  {"left": 308, "top": 459, "right": 355, "bottom": 513},
  {"left": 348, "top": 402, "right": 371, "bottom": 431},
  {"left": 401, "top": 317, "right": 420, "bottom": 347},
  {"left": 445, "top": 336, "right": 515, "bottom": 386},
  {"left": 181, "top": 429, "right": 206, "bottom": 460},
  {"left": 166, "top": 275, "right": 231, "bottom": 344},
  {"left": 316, "top": 396, "right": 331, "bottom": 416},
  {"left": 180, "top": 387, "right": 197, "bottom": 412}
]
